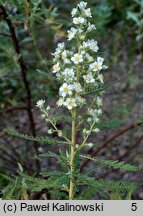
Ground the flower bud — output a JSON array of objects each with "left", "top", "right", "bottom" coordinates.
[
  {"left": 48, "top": 129, "right": 53, "bottom": 134},
  {"left": 75, "top": 144, "right": 80, "bottom": 149},
  {"left": 87, "top": 143, "right": 94, "bottom": 148},
  {"left": 46, "top": 106, "right": 51, "bottom": 112},
  {"left": 93, "top": 128, "right": 100, "bottom": 133},
  {"left": 58, "top": 130, "right": 63, "bottom": 137}
]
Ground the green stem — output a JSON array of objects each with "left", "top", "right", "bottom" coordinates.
[
  {"left": 69, "top": 108, "right": 76, "bottom": 199},
  {"left": 76, "top": 121, "right": 95, "bottom": 153},
  {"left": 43, "top": 110, "right": 71, "bottom": 143}
]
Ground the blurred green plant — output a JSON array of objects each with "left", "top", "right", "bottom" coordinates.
[{"left": 127, "top": 0, "right": 143, "bottom": 41}]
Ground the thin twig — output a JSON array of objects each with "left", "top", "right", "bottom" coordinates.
[{"left": 0, "top": 4, "right": 40, "bottom": 174}]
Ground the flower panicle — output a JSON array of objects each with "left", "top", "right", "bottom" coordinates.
[{"left": 37, "top": 1, "right": 107, "bottom": 130}]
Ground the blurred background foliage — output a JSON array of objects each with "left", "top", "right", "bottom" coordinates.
[{"left": 0, "top": 0, "right": 143, "bottom": 199}]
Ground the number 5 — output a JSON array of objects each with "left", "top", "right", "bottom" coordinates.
[{"left": 131, "top": 203, "right": 137, "bottom": 211}]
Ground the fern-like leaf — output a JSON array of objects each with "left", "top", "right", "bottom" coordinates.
[
  {"left": 77, "top": 186, "right": 99, "bottom": 200},
  {"left": 40, "top": 151, "right": 69, "bottom": 172},
  {"left": 99, "top": 179, "right": 139, "bottom": 193},
  {"left": 76, "top": 174, "right": 139, "bottom": 195},
  {"left": 4, "top": 129, "right": 57, "bottom": 145},
  {"left": 41, "top": 171, "right": 64, "bottom": 177},
  {"left": 96, "top": 119, "right": 124, "bottom": 129},
  {"left": 80, "top": 155, "right": 139, "bottom": 172}
]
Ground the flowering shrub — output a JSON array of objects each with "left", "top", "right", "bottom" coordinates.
[
  {"left": 4, "top": 1, "right": 139, "bottom": 200},
  {"left": 34, "top": 1, "right": 139, "bottom": 199}
]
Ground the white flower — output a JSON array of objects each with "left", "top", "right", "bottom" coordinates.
[
  {"left": 79, "top": 34, "right": 85, "bottom": 40},
  {"left": 84, "top": 8, "right": 92, "bottom": 17},
  {"left": 76, "top": 96, "right": 85, "bottom": 104},
  {"left": 89, "top": 60, "right": 103, "bottom": 72},
  {"left": 53, "top": 43, "right": 64, "bottom": 55},
  {"left": 63, "top": 68, "right": 75, "bottom": 77},
  {"left": 67, "top": 27, "right": 77, "bottom": 41},
  {"left": 87, "top": 23, "right": 96, "bottom": 31},
  {"left": 97, "top": 109, "right": 102, "bottom": 115},
  {"left": 78, "top": 1, "right": 87, "bottom": 9},
  {"left": 88, "top": 108, "right": 98, "bottom": 121},
  {"left": 85, "top": 53, "right": 94, "bottom": 62},
  {"left": 71, "top": 8, "right": 78, "bottom": 17},
  {"left": 57, "top": 42, "right": 65, "bottom": 50},
  {"left": 90, "top": 57, "right": 104, "bottom": 72},
  {"left": 57, "top": 98, "right": 64, "bottom": 107},
  {"left": 73, "top": 82, "right": 83, "bottom": 92},
  {"left": 97, "top": 57, "right": 104, "bottom": 65},
  {"left": 53, "top": 62, "right": 60, "bottom": 73},
  {"left": 64, "top": 98, "right": 77, "bottom": 110},
  {"left": 59, "top": 83, "right": 73, "bottom": 97},
  {"left": 64, "top": 58, "right": 71, "bottom": 64},
  {"left": 87, "top": 117, "right": 92, "bottom": 122},
  {"left": 98, "top": 74, "right": 104, "bottom": 83},
  {"left": 88, "top": 108, "right": 95, "bottom": 116},
  {"left": 73, "top": 17, "right": 86, "bottom": 25},
  {"left": 88, "top": 39, "right": 99, "bottom": 52},
  {"left": 71, "top": 53, "right": 83, "bottom": 64},
  {"left": 81, "top": 39, "right": 99, "bottom": 52},
  {"left": 62, "top": 68, "right": 75, "bottom": 82},
  {"left": 61, "top": 51, "right": 71, "bottom": 64},
  {"left": 61, "top": 50, "right": 68, "bottom": 59},
  {"left": 83, "top": 73, "right": 95, "bottom": 83},
  {"left": 97, "top": 97, "right": 103, "bottom": 107},
  {"left": 36, "top": 100, "right": 45, "bottom": 109}
]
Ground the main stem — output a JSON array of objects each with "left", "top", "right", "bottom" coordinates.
[{"left": 69, "top": 108, "right": 76, "bottom": 199}]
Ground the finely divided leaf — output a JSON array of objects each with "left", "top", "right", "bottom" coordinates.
[
  {"left": 80, "top": 155, "right": 139, "bottom": 172},
  {"left": 4, "top": 129, "right": 57, "bottom": 145}
]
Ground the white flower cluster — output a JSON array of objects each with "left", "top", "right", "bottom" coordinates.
[{"left": 52, "top": 1, "right": 107, "bottom": 111}]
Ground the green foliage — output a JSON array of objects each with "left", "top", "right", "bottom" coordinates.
[
  {"left": 100, "top": 179, "right": 139, "bottom": 193},
  {"left": 80, "top": 155, "right": 139, "bottom": 172},
  {"left": 86, "top": 78, "right": 120, "bottom": 95},
  {"left": 53, "top": 113, "right": 72, "bottom": 123},
  {"left": 2, "top": 177, "right": 23, "bottom": 200},
  {"left": 4, "top": 129, "right": 57, "bottom": 145},
  {"left": 40, "top": 151, "right": 69, "bottom": 171},
  {"left": 127, "top": 0, "right": 143, "bottom": 40},
  {"left": 96, "top": 119, "right": 124, "bottom": 129},
  {"left": 77, "top": 186, "right": 99, "bottom": 200},
  {"left": 75, "top": 173, "right": 139, "bottom": 199}
]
